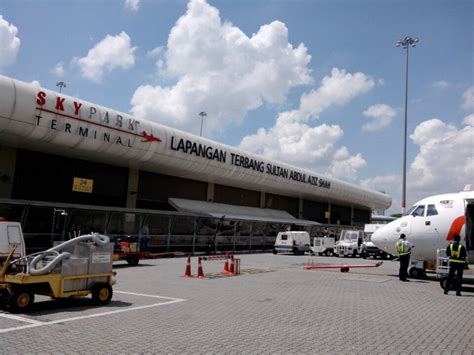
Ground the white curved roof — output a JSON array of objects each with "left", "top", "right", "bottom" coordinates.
[{"left": 0, "top": 75, "right": 391, "bottom": 210}]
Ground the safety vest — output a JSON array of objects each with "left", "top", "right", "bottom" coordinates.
[
  {"left": 396, "top": 241, "right": 411, "bottom": 256},
  {"left": 449, "top": 244, "right": 465, "bottom": 263}
]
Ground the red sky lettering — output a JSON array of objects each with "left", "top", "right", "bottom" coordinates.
[
  {"left": 55, "top": 97, "right": 65, "bottom": 111},
  {"left": 73, "top": 102, "right": 82, "bottom": 115},
  {"left": 36, "top": 91, "right": 46, "bottom": 105}
]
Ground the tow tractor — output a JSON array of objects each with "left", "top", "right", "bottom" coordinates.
[{"left": 0, "top": 221, "right": 115, "bottom": 313}]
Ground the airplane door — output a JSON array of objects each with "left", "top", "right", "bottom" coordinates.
[
  {"left": 422, "top": 204, "right": 443, "bottom": 250},
  {"left": 465, "top": 202, "right": 474, "bottom": 251}
]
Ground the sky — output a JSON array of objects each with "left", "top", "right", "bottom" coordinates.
[{"left": 0, "top": 0, "right": 472, "bottom": 215}]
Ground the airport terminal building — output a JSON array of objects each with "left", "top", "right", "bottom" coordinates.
[{"left": 0, "top": 75, "right": 391, "bottom": 254}]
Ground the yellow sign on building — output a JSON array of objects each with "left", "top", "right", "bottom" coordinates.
[{"left": 72, "top": 177, "right": 93, "bottom": 193}]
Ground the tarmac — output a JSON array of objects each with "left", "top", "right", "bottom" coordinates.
[{"left": 1, "top": 253, "right": 473, "bottom": 354}]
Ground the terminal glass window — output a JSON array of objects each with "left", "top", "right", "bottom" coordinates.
[
  {"left": 23, "top": 207, "right": 55, "bottom": 233},
  {"left": 108, "top": 212, "right": 144, "bottom": 237},
  {"left": 68, "top": 209, "right": 107, "bottom": 235},
  {"left": 0, "top": 203, "right": 25, "bottom": 223},
  {"left": 23, "top": 207, "right": 67, "bottom": 253},
  {"left": 143, "top": 214, "right": 170, "bottom": 249},
  {"left": 170, "top": 216, "right": 196, "bottom": 250},
  {"left": 195, "top": 217, "right": 218, "bottom": 252},
  {"left": 235, "top": 221, "right": 252, "bottom": 251},
  {"left": 216, "top": 220, "right": 236, "bottom": 252},
  {"left": 251, "top": 222, "right": 266, "bottom": 250}
]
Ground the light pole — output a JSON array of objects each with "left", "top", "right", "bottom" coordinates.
[
  {"left": 396, "top": 36, "right": 419, "bottom": 214},
  {"left": 199, "top": 111, "right": 207, "bottom": 137},
  {"left": 56, "top": 81, "right": 66, "bottom": 93}
]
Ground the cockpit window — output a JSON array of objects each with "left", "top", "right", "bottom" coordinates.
[
  {"left": 405, "top": 205, "right": 417, "bottom": 216},
  {"left": 411, "top": 205, "right": 425, "bottom": 217},
  {"left": 427, "top": 204, "right": 438, "bottom": 216}
]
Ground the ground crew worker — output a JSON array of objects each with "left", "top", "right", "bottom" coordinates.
[
  {"left": 444, "top": 234, "right": 467, "bottom": 296},
  {"left": 68, "top": 224, "right": 81, "bottom": 239},
  {"left": 396, "top": 233, "right": 413, "bottom": 282}
]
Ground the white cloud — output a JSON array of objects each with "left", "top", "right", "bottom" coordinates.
[
  {"left": 146, "top": 46, "right": 164, "bottom": 58},
  {"left": 463, "top": 113, "right": 474, "bottom": 126},
  {"left": 432, "top": 80, "right": 450, "bottom": 89},
  {"left": 360, "top": 117, "right": 474, "bottom": 215},
  {"left": 362, "top": 104, "right": 396, "bottom": 131},
  {"left": 299, "top": 68, "right": 374, "bottom": 119},
  {"left": 0, "top": 15, "right": 21, "bottom": 67},
  {"left": 131, "top": 0, "right": 312, "bottom": 133},
  {"left": 124, "top": 0, "right": 140, "bottom": 12},
  {"left": 409, "top": 118, "right": 473, "bottom": 194},
  {"left": 462, "top": 86, "right": 474, "bottom": 110},
  {"left": 361, "top": 175, "right": 400, "bottom": 214},
  {"left": 239, "top": 67, "right": 374, "bottom": 181},
  {"left": 73, "top": 32, "right": 136, "bottom": 82},
  {"left": 51, "top": 62, "right": 65, "bottom": 77}
]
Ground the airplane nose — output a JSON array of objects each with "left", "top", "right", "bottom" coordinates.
[{"left": 371, "top": 225, "right": 393, "bottom": 254}]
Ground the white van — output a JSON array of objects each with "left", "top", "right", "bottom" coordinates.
[
  {"left": 273, "top": 231, "right": 311, "bottom": 255},
  {"left": 310, "top": 236, "right": 335, "bottom": 256}
]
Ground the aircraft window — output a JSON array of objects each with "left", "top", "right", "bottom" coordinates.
[
  {"left": 405, "top": 205, "right": 417, "bottom": 216},
  {"left": 427, "top": 204, "right": 438, "bottom": 216},
  {"left": 411, "top": 205, "right": 425, "bottom": 217}
]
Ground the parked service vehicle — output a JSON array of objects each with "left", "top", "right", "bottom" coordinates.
[
  {"left": 310, "top": 236, "right": 335, "bottom": 256},
  {"left": 361, "top": 224, "right": 392, "bottom": 259},
  {"left": 334, "top": 230, "right": 363, "bottom": 257},
  {"left": 0, "top": 221, "right": 115, "bottom": 313},
  {"left": 273, "top": 231, "right": 311, "bottom": 255}
]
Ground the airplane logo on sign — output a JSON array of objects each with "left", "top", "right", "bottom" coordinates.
[{"left": 141, "top": 131, "right": 162, "bottom": 143}]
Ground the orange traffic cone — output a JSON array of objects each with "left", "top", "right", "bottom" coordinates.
[
  {"left": 184, "top": 255, "right": 192, "bottom": 278},
  {"left": 197, "top": 257, "right": 205, "bottom": 279},
  {"left": 223, "top": 253, "right": 230, "bottom": 274},
  {"left": 229, "top": 255, "right": 235, "bottom": 275}
]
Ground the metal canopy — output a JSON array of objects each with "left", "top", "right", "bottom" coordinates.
[{"left": 169, "top": 198, "right": 320, "bottom": 225}]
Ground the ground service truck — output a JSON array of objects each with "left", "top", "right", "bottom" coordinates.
[{"left": 0, "top": 221, "right": 115, "bottom": 313}]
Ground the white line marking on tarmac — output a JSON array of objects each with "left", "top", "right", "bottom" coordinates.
[
  {"left": 0, "top": 291, "right": 186, "bottom": 334},
  {"left": 114, "top": 290, "right": 183, "bottom": 300},
  {"left": 0, "top": 312, "right": 45, "bottom": 325}
]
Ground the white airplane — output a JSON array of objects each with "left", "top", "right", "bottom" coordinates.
[{"left": 371, "top": 187, "right": 474, "bottom": 278}]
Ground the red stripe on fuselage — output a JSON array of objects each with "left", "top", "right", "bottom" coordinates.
[{"left": 447, "top": 216, "right": 465, "bottom": 240}]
